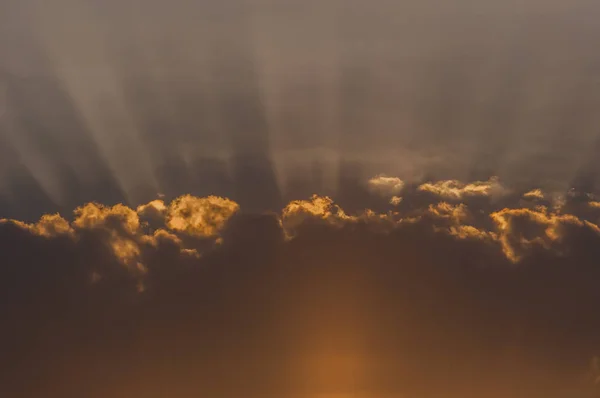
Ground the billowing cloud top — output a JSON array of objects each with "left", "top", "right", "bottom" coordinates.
[{"left": 3, "top": 176, "right": 600, "bottom": 398}]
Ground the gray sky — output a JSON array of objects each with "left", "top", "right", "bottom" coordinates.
[{"left": 2, "top": 0, "right": 600, "bottom": 219}]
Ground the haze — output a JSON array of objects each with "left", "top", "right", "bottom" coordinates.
[{"left": 2, "top": 0, "right": 600, "bottom": 219}]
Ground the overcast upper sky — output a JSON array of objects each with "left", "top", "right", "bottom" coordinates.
[
  {"left": 2, "top": 1, "right": 600, "bottom": 397},
  {"left": 2, "top": 0, "right": 600, "bottom": 218}
]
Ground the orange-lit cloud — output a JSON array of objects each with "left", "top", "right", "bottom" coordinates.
[
  {"left": 490, "top": 206, "right": 600, "bottom": 262},
  {"left": 523, "top": 189, "right": 545, "bottom": 201},
  {"left": 3, "top": 181, "right": 600, "bottom": 397},
  {"left": 137, "top": 199, "right": 168, "bottom": 223},
  {"left": 0, "top": 195, "right": 237, "bottom": 277},
  {"left": 281, "top": 195, "right": 353, "bottom": 236},
  {"left": 166, "top": 195, "right": 239, "bottom": 237},
  {"left": 389, "top": 196, "right": 403, "bottom": 206},
  {"left": 428, "top": 202, "right": 469, "bottom": 223},
  {"left": 367, "top": 175, "right": 405, "bottom": 197},
  {"left": 4, "top": 180, "right": 600, "bottom": 268},
  {"left": 418, "top": 177, "right": 505, "bottom": 200},
  {"left": 0, "top": 213, "right": 74, "bottom": 238}
]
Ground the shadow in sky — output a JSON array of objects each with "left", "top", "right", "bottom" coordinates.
[
  {"left": 0, "top": 70, "right": 58, "bottom": 219},
  {"left": 0, "top": 39, "right": 127, "bottom": 220},
  {"left": 0, "top": 165, "right": 55, "bottom": 221},
  {"left": 9, "top": 74, "right": 126, "bottom": 206},
  {"left": 109, "top": 48, "right": 198, "bottom": 200},
  {"left": 95, "top": 1, "right": 282, "bottom": 211},
  {"left": 282, "top": 159, "right": 326, "bottom": 204},
  {"left": 564, "top": 73, "right": 600, "bottom": 193},
  {"left": 334, "top": 50, "right": 381, "bottom": 212},
  {"left": 207, "top": 6, "right": 282, "bottom": 213},
  {"left": 0, "top": 3, "right": 285, "bottom": 218}
]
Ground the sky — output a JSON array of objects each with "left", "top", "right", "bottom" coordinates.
[{"left": 2, "top": 0, "right": 600, "bottom": 397}]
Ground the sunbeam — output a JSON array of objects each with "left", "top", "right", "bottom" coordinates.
[{"left": 2, "top": 0, "right": 600, "bottom": 217}]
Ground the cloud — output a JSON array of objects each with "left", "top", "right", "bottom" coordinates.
[
  {"left": 3, "top": 183, "right": 598, "bottom": 268},
  {"left": 424, "top": 202, "right": 495, "bottom": 242},
  {"left": 70, "top": 202, "right": 147, "bottom": 273},
  {"left": 367, "top": 175, "right": 405, "bottom": 197},
  {"left": 418, "top": 177, "right": 506, "bottom": 200},
  {"left": 427, "top": 202, "right": 469, "bottom": 222},
  {"left": 166, "top": 195, "right": 239, "bottom": 237},
  {"left": 2, "top": 183, "right": 600, "bottom": 397},
  {"left": 523, "top": 189, "right": 545, "bottom": 201},
  {"left": 281, "top": 194, "right": 353, "bottom": 236},
  {"left": 73, "top": 202, "right": 141, "bottom": 235},
  {"left": 448, "top": 223, "right": 495, "bottom": 241},
  {"left": 0, "top": 195, "right": 238, "bottom": 280},
  {"left": 0, "top": 213, "right": 73, "bottom": 238},
  {"left": 389, "top": 195, "right": 403, "bottom": 206},
  {"left": 490, "top": 206, "right": 600, "bottom": 262},
  {"left": 589, "top": 201, "right": 600, "bottom": 209},
  {"left": 137, "top": 199, "right": 168, "bottom": 222}
]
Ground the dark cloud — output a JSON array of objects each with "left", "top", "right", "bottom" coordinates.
[{"left": 2, "top": 182, "right": 600, "bottom": 397}]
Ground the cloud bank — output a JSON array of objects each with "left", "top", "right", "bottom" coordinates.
[{"left": 2, "top": 177, "right": 600, "bottom": 398}]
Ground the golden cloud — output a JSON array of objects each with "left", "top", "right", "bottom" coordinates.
[
  {"left": 589, "top": 201, "right": 600, "bottom": 209},
  {"left": 0, "top": 196, "right": 237, "bottom": 277},
  {"left": 428, "top": 202, "right": 469, "bottom": 223},
  {"left": 73, "top": 202, "right": 140, "bottom": 235},
  {"left": 448, "top": 224, "right": 495, "bottom": 241},
  {"left": 390, "top": 196, "right": 403, "bottom": 206},
  {"left": 140, "top": 228, "right": 182, "bottom": 247},
  {"left": 426, "top": 202, "right": 494, "bottom": 241},
  {"left": 4, "top": 181, "right": 600, "bottom": 273},
  {"left": 166, "top": 195, "right": 239, "bottom": 237},
  {"left": 36, "top": 214, "right": 74, "bottom": 237},
  {"left": 418, "top": 177, "right": 505, "bottom": 200},
  {"left": 281, "top": 195, "right": 354, "bottom": 236},
  {"left": 70, "top": 203, "right": 145, "bottom": 273},
  {"left": 137, "top": 199, "right": 168, "bottom": 222},
  {"left": 367, "top": 175, "right": 405, "bottom": 197},
  {"left": 523, "top": 189, "right": 545, "bottom": 201},
  {"left": 0, "top": 214, "right": 74, "bottom": 238},
  {"left": 490, "top": 207, "right": 600, "bottom": 262}
]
